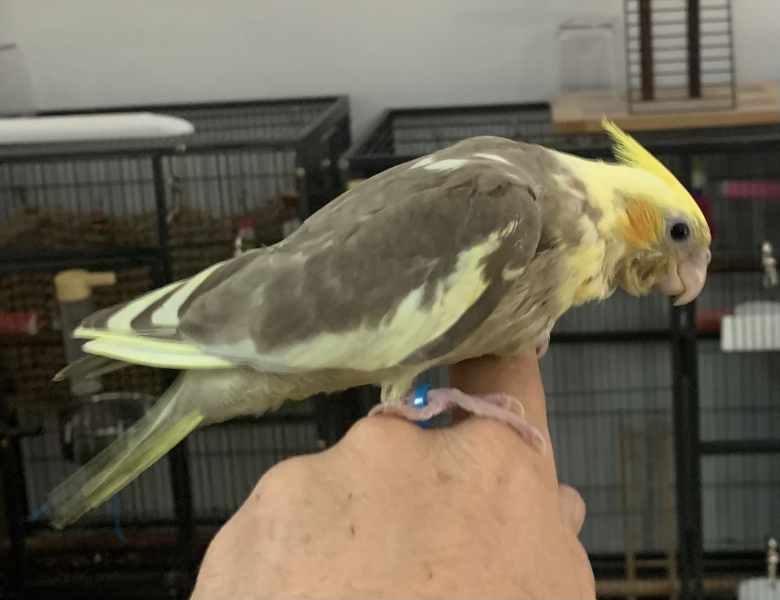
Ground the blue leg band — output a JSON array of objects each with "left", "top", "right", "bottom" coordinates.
[{"left": 413, "top": 384, "right": 433, "bottom": 429}]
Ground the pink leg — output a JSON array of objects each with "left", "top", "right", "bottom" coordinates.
[{"left": 369, "top": 388, "right": 546, "bottom": 453}]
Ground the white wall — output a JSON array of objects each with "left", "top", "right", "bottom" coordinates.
[
  {"left": 0, "top": 5, "right": 10, "bottom": 41},
  {"left": 3, "top": 0, "right": 778, "bottom": 136}
]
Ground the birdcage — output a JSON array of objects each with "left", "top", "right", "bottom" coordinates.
[{"left": 0, "top": 96, "right": 353, "bottom": 597}]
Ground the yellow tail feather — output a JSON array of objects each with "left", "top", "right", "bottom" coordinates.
[{"left": 46, "top": 375, "right": 204, "bottom": 529}]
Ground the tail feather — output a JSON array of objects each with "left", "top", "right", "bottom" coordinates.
[
  {"left": 53, "top": 355, "right": 128, "bottom": 382},
  {"left": 46, "top": 374, "right": 204, "bottom": 529}
]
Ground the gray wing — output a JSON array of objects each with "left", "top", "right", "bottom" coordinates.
[
  {"left": 179, "top": 143, "right": 542, "bottom": 371},
  {"left": 79, "top": 138, "right": 543, "bottom": 373}
]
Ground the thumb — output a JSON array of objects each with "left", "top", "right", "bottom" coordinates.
[{"left": 559, "top": 484, "right": 586, "bottom": 535}]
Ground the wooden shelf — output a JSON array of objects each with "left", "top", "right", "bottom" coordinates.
[{"left": 552, "top": 81, "right": 780, "bottom": 132}]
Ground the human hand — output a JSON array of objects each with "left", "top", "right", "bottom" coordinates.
[{"left": 192, "top": 353, "right": 595, "bottom": 599}]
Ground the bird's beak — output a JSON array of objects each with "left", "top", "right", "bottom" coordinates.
[{"left": 656, "top": 248, "right": 711, "bottom": 306}]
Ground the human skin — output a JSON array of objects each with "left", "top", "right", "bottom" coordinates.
[{"left": 192, "top": 353, "right": 595, "bottom": 599}]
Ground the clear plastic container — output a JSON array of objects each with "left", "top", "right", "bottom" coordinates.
[
  {"left": 558, "top": 16, "right": 620, "bottom": 94},
  {"left": 0, "top": 42, "right": 35, "bottom": 116}
]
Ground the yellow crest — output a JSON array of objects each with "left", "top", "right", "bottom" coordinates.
[{"left": 601, "top": 118, "right": 708, "bottom": 230}]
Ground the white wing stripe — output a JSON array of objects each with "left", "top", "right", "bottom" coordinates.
[
  {"left": 106, "top": 281, "right": 183, "bottom": 332},
  {"left": 424, "top": 159, "right": 468, "bottom": 172},
  {"left": 411, "top": 155, "right": 435, "bottom": 169},
  {"left": 473, "top": 152, "right": 512, "bottom": 165},
  {"left": 83, "top": 339, "right": 234, "bottom": 370},
  {"left": 151, "top": 260, "right": 226, "bottom": 327}
]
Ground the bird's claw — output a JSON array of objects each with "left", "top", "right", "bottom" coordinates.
[{"left": 369, "top": 388, "right": 546, "bottom": 453}]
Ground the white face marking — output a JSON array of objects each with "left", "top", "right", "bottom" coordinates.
[
  {"left": 473, "top": 152, "right": 511, "bottom": 166},
  {"left": 411, "top": 155, "right": 435, "bottom": 169},
  {"left": 424, "top": 159, "right": 468, "bottom": 172}
]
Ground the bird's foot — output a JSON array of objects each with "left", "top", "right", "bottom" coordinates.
[{"left": 369, "top": 388, "right": 546, "bottom": 452}]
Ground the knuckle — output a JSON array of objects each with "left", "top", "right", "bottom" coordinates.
[
  {"left": 342, "top": 414, "right": 420, "bottom": 452},
  {"left": 253, "top": 454, "right": 313, "bottom": 500}
]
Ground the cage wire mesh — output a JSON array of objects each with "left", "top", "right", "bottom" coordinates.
[
  {"left": 694, "top": 148, "right": 780, "bottom": 554},
  {"left": 161, "top": 98, "right": 337, "bottom": 148},
  {"left": 343, "top": 102, "right": 780, "bottom": 562},
  {"left": 343, "top": 102, "right": 761, "bottom": 180},
  {"left": 0, "top": 97, "right": 347, "bottom": 255},
  {"left": 544, "top": 341, "right": 676, "bottom": 554},
  {"left": 163, "top": 148, "right": 298, "bottom": 279},
  {"left": 0, "top": 156, "right": 158, "bottom": 250},
  {"left": 349, "top": 104, "right": 611, "bottom": 170},
  {"left": 389, "top": 106, "right": 551, "bottom": 156},
  {"left": 701, "top": 455, "right": 779, "bottom": 552}
]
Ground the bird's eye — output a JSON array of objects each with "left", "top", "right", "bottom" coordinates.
[{"left": 669, "top": 222, "right": 690, "bottom": 242}]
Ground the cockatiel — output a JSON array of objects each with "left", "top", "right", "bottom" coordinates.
[{"left": 47, "top": 120, "right": 711, "bottom": 529}]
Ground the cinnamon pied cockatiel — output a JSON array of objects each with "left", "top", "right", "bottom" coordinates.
[{"left": 47, "top": 120, "right": 711, "bottom": 528}]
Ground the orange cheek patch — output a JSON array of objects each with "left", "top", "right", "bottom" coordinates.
[{"left": 622, "top": 200, "right": 663, "bottom": 249}]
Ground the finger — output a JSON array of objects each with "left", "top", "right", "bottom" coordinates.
[
  {"left": 558, "top": 484, "right": 586, "bottom": 535},
  {"left": 447, "top": 353, "right": 558, "bottom": 482}
]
